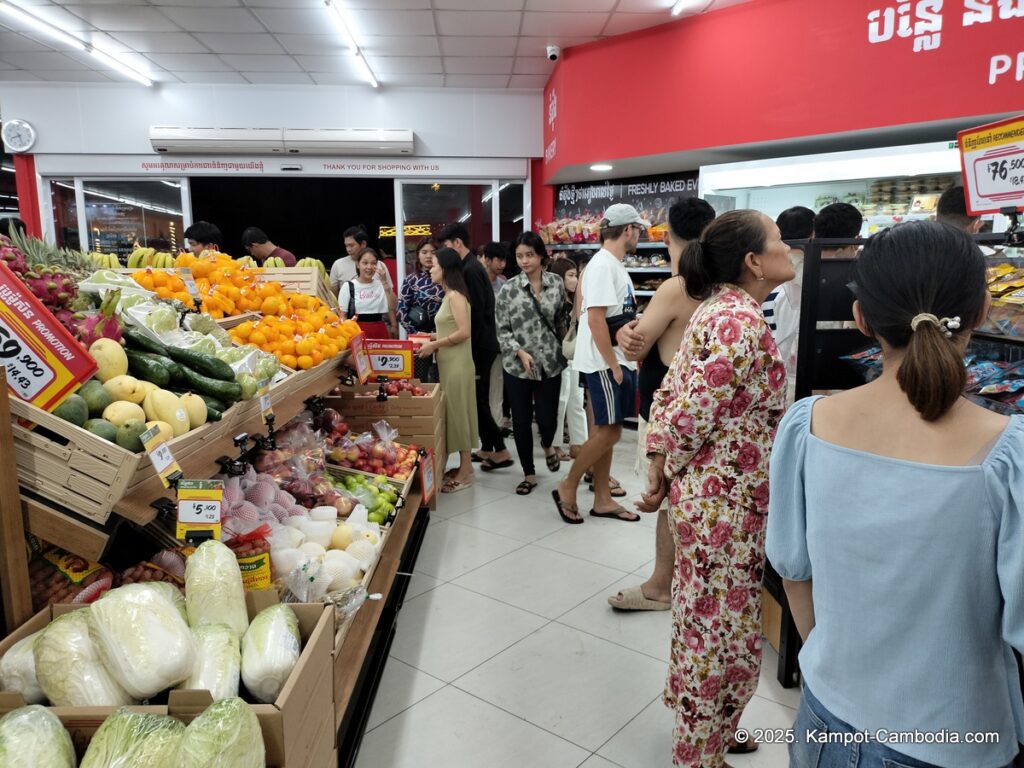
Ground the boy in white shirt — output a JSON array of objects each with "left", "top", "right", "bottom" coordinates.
[{"left": 553, "top": 204, "right": 644, "bottom": 525}]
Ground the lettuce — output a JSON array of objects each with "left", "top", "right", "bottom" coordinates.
[
  {"left": 89, "top": 584, "right": 196, "bottom": 700},
  {"left": 174, "top": 697, "right": 264, "bottom": 768},
  {"left": 0, "top": 630, "right": 44, "bottom": 704},
  {"left": 0, "top": 705, "right": 75, "bottom": 768},
  {"left": 240, "top": 604, "right": 301, "bottom": 704},
  {"left": 81, "top": 708, "right": 184, "bottom": 768},
  {"left": 185, "top": 541, "right": 249, "bottom": 640},
  {"left": 178, "top": 624, "right": 240, "bottom": 702}
]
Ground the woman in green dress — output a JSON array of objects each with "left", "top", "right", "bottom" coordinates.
[{"left": 417, "top": 248, "right": 478, "bottom": 493}]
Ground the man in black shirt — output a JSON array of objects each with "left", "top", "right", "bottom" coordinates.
[{"left": 439, "top": 223, "right": 511, "bottom": 468}]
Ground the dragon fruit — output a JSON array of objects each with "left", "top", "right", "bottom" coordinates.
[
  {"left": 0, "top": 235, "right": 27, "bottom": 275},
  {"left": 21, "top": 265, "right": 78, "bottom": 311},
  {"left": 73, "top": 289, "right": 122, "bottom": 345}
]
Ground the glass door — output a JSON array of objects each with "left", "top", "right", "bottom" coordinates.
[{"left": 81, "top": 179, "right": 185, "bottom": 260}]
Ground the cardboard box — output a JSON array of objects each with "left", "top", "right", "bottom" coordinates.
[{"left": 326, "top": 381, "right": 443, "bottom": 418}]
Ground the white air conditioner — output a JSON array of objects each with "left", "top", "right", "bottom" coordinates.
[
  {"left": 149, "top": 127, "right": 285, "bottom": 154},
  {"left": 282, "top": 128, "right": 414, "bottom": 156}
]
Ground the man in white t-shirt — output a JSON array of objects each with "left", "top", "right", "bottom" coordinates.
[
  {"left": 329, "top": 226, "right": 395, "bottom": 297},
  {"left": 553, "top": 203, "right": 644, "bottom": 525}
]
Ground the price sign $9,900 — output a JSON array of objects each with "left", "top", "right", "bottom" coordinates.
[
  {"left": 369, "top": 353, "right": 406, "bottom": 372},
  {"left": 0, "top": 317, "right": 54, "bottom": 399}
]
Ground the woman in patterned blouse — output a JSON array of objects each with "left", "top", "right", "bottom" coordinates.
[
  {"left": 494, "top": 231, "right": 568, "bottom": 495},
  {"left": 398, "top": 237, "right": 445, "bottom": 335},
  {"left": 640, "top": 210, "right": 793, "bottom": 767}
]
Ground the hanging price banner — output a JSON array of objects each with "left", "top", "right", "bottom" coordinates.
[
  {"left": 958, "top": 115, "right": 1024, "bottom": 215},
  {"left": 176, "top": 479, "right": 223, "bottom": 540},
  {"left": 141, "top": 424, "right": 182, "bottom": 488},
  {"left": 177, "top": 268, "right": 199, "bottom": 298},
  {"left": 419, "top": 449, "right": 436, "bottom": 505}
]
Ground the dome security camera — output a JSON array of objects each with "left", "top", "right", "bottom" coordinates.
[{"left": 546, "top": 45, "right": 561, "bottom": 62}]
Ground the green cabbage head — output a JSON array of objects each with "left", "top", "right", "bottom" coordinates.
[
  {"left": 174, "top": 697, "right": 264, "bottom": 768},
  {"left": 0, "top": 705, "right": 75, "bottom": 768},
  {"left": 81, "top": 708, "right": 184, "bottom": 768}
]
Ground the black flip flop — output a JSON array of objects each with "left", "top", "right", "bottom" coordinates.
[
  {"left": 551, "top": 489, "right": 583, "bottom": 524},
  {"left": 728, "top": 741, "right": 759, "bottom": 755},
  {"left": 588, "top": 483, "right": 627, "bottom": 498},
  {"left": 481, "top": 458, "right": 514, "bottom": 472},
  {"left": 588, "top": 507, "right": 640, "bottom": 522},
  {"left": 471, "top": 452, "right": 486, "bottom": 463},
  {"left": 545, "top": 452, "right": 560, "bottom": 472},
  {"left": 516, "top": 479, "right": 538, "bottom": 495}
]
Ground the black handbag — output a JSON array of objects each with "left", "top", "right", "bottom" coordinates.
[{"left": 406, "top": 304, "right": 431, "bottom": 330}]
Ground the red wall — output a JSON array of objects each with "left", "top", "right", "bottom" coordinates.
[{"left": 542, "top": 0, "right": 1024, "bottom": 185}]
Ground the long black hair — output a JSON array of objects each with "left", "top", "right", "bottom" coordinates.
[
  {"left": 513, "top": 231, "right": 550, "bottom": 265},
  {"left": 435, "top": 248, "right": 469, "bottom": 297},
  {"left": 677, "top": 209, "right": 767, "bottom": 300}
]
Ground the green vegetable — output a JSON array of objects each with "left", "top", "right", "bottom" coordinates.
[
  {"left": 122, "top": 326, "right": 169, "bottom": 356},
  {"left": 236, "top": 373, "right": 258, "bottom": 401},
  {"left": 174, "top": 697, "right": 264, "bottom": 768},
  {"left": 185, "top": 541, "right": 249, "bottom": 640},
  {"left": 183, "top": 313, "right": 231, "bottom": 347},
  {"left": 0, "top": 705, "right": 75, "bottom": 768},
  {"left": 125, "top": 349, "right": 170, "bottom": 388},
  {"left": 195, "top": 393, "right": 228, "bottom": 413},
  {"left": 80, "top": 708, "right": 184, "bottom": 768},
  {"left": 178, "top": 624, "right": 240, "bottom": 702},
  {"left": 165, "top": 347, "right": 236, "bottom": 382},
  {"left": 206, "top": 404, "right": 223, "bottom": 422},
  {"left": 0, "top": 631, "right": 44, "bottom": 704},
  {"left": 240, "top": 604, "right": 301, "bottom": 704},
  {"left": 177, "top": 367, "right": 243, "bottom": 403}
]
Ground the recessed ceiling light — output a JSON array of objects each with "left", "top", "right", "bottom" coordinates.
[{"left": 590, "top": 163, "right": 613, "bottom": 172}]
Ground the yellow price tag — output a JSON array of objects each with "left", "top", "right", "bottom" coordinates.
[
  {"left": 176, "top": 479, "right": 223, "bottom": 540},
  {"left": 141, "top": 424, "right": 182, "bottom": 488}
]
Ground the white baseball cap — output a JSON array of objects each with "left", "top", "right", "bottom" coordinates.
[{"left": 602, "top": 203, "right": 650, "bottom": 228}]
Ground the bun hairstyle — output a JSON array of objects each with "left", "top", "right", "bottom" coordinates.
[
  {"left": 851, "top": 221, "right": 986, "bottom": 421},
  {"left": 678, "top": 209, "right": 767, "bottom": 300}
]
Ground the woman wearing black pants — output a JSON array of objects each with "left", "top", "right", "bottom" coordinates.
[{"left": 495, "top": 232, "right": 568, "bottom": 495}]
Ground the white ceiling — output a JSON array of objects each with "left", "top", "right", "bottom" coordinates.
[{"left": 0, "top": 0, "right": 752, "bottom": 89}]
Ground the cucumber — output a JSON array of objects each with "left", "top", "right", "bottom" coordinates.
[
  {"left": 141, "top": 353, "right": 185, "bottom": 384},
  {"left": 178, "top": 366, "right": 243, "bottom": 403},
  {"left": 122, "top": 326, "right": 168, "bottom": 356},
  {"left": 164, "top": 346, "right": 236, "bottom": 382},
  {"left": 196, "top": 393, "right": 229, "bottom": 413},
  {"left": 125, "top": 349, "right": 170, "bottom": 388},
  {"left": 205, "top": 404, "right": 223, "bottom": 422}
]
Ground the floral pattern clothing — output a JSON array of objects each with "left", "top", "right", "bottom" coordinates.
[
  {"left": 495, "top": 271, "right": 568, "bottom": 380},
  {"left": 397, "top": 271, "right": 444, "bottom": 334}
]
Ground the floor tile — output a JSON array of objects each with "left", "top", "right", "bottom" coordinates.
[
  {"left": 578, "top": 756, "right": 624, "bottom": 768},
  {"left": 754, "top": 646, "right": 802, "bottom": 710},
  {"left": 535, "top": 514, "right": 658, "bottom": 573},
  {"left": 455, "top": 622, "right": 666, "bottom": 751},
  {"left": 453, "top": 492, "right": 571, "bottom": 543},
  {"left": 557, "top": 575, "right": 672, "bottom": 662},
  {"left": 430, "top": 481, "right": 510, "bottom": 519},
  {"left": 413, "top": 519, "right": 524, "bottom": 581},
  {"left": 453, "top": 544, "right": 629, "bottom": 619},
  {"left": 356, "top": 685, "right": 590, "bottom": 768},
  {"left": 390, "top": 582, "right": 547, "bottom": 682},
  {"left": 365, "top": 658, "right": 445, "bottom": 731},
  {"left": 402, "top": 571, "right": 443, "bottom": 601}
]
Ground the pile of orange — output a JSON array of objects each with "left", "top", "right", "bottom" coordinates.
[
  {"left": 230, "top": 310, "right": 361, "bottom": 369},
  {"left": 130, "top": 269, "right": 196, "bottom": 308}
]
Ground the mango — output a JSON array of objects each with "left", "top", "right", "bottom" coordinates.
[
  {"left": 143, "top": 389, "right": 190, "bottom": 436},
  {"left": 103, "top": 375, "right": 147, "bottom": 404},
  {"left": 83, "top": 418, "right": 118, "bottom": 443},
  {"left": 79, "top": 379, "right": 113, "bottom": 418},
  {"left": 103, "top": 401, "right": 146, "bottom": 428},
  {"left": 116, "top": 420, "right": 148, "bottom": 453},
  {"left": 53, "top": 394, "right": 88, "bottom": 427},
  {"left": 180, "top": 393, "right": 207, "bottom": 429},
  {"left": 89, "top": 339, "right": 128, "bottom": 383},
  {"left": 144, "top": 420, "right": 173, "bottom": 444}
]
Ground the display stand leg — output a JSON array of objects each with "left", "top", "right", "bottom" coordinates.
[{"left": 0, "top": 377, "right": 33, "bottom": 632}]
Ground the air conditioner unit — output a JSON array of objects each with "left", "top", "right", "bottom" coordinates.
[
  {"left": 282, "top": 128, "right": 414, "bottom": 156},
  {"left": 149, "top": 127, "right": 285, "bottom": 154}
]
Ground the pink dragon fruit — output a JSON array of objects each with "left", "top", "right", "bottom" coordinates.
[
  {"left": 21, "top": 265, "right": 78, "bottom": 311},
  {"left": 74, "top": 289, "right": 123, "bottom": 345},
  {"left": 0, "top": 236, "right": 27, "bottom": 275}
]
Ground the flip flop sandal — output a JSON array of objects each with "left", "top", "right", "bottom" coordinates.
[
  {"left": 588, "top": 507, "right": 640, "bottom": 522},
  {"left": 545, "top": 452, "right": 560, "bottom": 472},
  {"left": 551, "top": 489, "right": 583, "bottom": 524},
  {"left": 583, "top": 470, "right": 593, "bottom": 484},
  {"left": 471, "top": 452, "right": 486, "bottom": 463},
  {"left": 555, "top": 448, "right": 572, "bottom": 462},
  {"left": 441, "top": 478, "right": 473, "bottom": 494},
  {"left": 727, "top": 741, "right": 759, "bottom": 754},
  {"left": 588, "top": 483, "right": 627, "bottom": 498},
  {"left": 481, "top": 457, "right": 515, "bottom": 472},
  {"left": 607, "top": 585, "right": 671, "bottom": 611},
  {"left": 515, "top": 479, "right": 538, "bottom": 495}
]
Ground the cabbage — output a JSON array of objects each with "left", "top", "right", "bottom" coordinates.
[
  {"left": 240, "top": 604, "right": 300, "bottom": 704},
  {"left": 81, "top": 708, "right": 184, "bottom": 768},
  {"left": 0, "top": 705, "right": 75, "bottom": 768},
  {"left": 34, "top": 609, "right": 134, "bottom": 707},
  {"left": 89, "top": 584, "right": 196, "bottom": 700},
  {"left": 147, "top": 582, "right": 187, "bottom": 623},
  {"left": 0, "top": 630, "right": 44, "bottom": 704},
  {"left": 178, "top": 624, "right": 240, "bottom": 702},
  {"left": 174, "top": 697, "right": 264, "bottom": 768},
  {"left": 141, "top": 304, "right": 178, "bottom": 334},
  {"left": 185, "top": 541, "right": 249, "bottom": 640}
]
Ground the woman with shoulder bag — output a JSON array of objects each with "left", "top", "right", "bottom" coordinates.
[
  {"left": 495, "top": 231, "right": 568, "bottom": 495},
  {"left": 398, "top": 237, "right": 444, "bottom": 335},
  {"left": 548, "top": 258, "right": 588, "bottom": 463}
]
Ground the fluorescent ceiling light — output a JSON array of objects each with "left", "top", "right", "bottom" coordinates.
[
  {"left": 458, "top": 212, "right": 471, "bottom": 223},
  {"left": 0, "top": 1, "right": 85, "bottom": 50},
  {"left": 324, "top": 0, "right": 358, "bottom": 52},
  {"left": 590, "top": 163, "right": 613, "bottom": 172},
  {"left": 481, "top": 182, "right": 510, "bottom": 203},
  {"left": 160, "top": 180, "right": 181, "bottom": 188},
  {"left": 671, "top": 0, "right": 711, "bottom": 16},
  {"left": 513, "top": 215, "right": 524, "bottom": 223},
  {"left": 89, "top": 45, "right": 152, "bottom": 87},
  {"left": 353, "top": 52, "right": 378, "bottom": 89}
]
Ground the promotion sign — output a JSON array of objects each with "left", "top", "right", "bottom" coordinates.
[
  {"left": 958, "top": 115, "right": 1024, "bottom": 215},
  {"left": 350, "top": 333, "right": 414, "bottom": 384},
  {"left": 0, "top": 262, "right": 97, "bottom": 410}
]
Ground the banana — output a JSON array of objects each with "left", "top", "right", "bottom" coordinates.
[{"left": 127, "top": 249, "right": 144, "bottom": 269}]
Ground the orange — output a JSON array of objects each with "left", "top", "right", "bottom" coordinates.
[
  {"left": 277, "top": 338, "right": 295, "bottom": 356},
  {"left": 281, "top": 354, "right": 298, "bottom": 369},
  {"left": 261, "top": 297, "right": 281, "bottom": 316},
  {"left": 249, "top": 331, "right": 268, "bottom": 347},
  {"left": 295, "top": 338, "right": 314, "bottom": 356},
  {"left": 296, "top": 355, "right": 314, "bottom": 370},
  {"left": 235, "top": 321, "right": 254, "bottom": 339},
  {"left": 311, "top": 349, "right": 324, "bottom": 366}
]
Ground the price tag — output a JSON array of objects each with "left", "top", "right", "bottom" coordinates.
[
  {"left": 258, "top": 380, "right": 273, "bottom": 424},
  {"left": 177, "top": 268, "right": 199, "bottom": 298},
  {"left": 958, "top": 115, "right": 1024, "bottom": 215},
  {"left": 141, "top": 424, "right": 182, "bottom": 488},
  {"left": 365, "top": 339, "right": 414, "bottom": 380},
  {"left": 419, "top": 449, "right": 435, "bottom": 505},
  {"left": 176, "top": 479, "right": 223, "bottom": 540}
]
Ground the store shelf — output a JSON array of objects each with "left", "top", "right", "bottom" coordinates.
[
  {"left": 973, "top": 330, "right": 1024, "bottom": 346},
  {"left": 625, "top": 266, "right": 670, "bottom": 273},
  {"left": 547, "top": 242, "right": 667, "bottom": 251}
]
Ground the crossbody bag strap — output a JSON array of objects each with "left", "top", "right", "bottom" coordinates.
[{"left": 523, "top": 281, "right": 561, "bottom": 343}]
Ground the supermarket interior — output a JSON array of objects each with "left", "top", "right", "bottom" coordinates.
[{"left": 0, "top": 0, "right": 1023, "bottom": 766}]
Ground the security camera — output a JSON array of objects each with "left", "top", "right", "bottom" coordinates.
[{"left": 546, "top": 45, "right": 561, "bottom": 62}]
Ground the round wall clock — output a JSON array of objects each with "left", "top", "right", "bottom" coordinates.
[{"left": 2, "top": 119, "right": 37, "bottom": 153}]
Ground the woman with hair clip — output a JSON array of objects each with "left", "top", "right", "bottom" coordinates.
[
  {"left": 398, "top": 237, "right": 444, "bottom": 335},
  {"left": 768, "top": 221, "right": 1024, "bottom": 768},
  {"left": 640, "top": 209, "right": 792, "bottom": 767},
  {"left": 417, "top": 248, "right": 478, "bottom": 493}
]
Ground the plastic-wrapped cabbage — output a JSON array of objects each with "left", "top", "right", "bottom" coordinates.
[
  {"left": 81, "top": 708, "right": 184, "bottom": 768},
  {"left": 0, "top": 630, "right": 44, "bottom": 704},
  {"left": 185, "top": 541, "right": 249, "bottom": 640},
  {"left": 0, "top": 705, "right": 75, "bottom": 768},
  {"left": 147, "top": 582, "right": 187, "bottom": 623},
  {"left": 140, "top": 304, "right": 178, "bottom": 334},
  {"left": 178, "top": 624, "right": 240, "bottom": 701},
  {"left": 240, "top": 604, "right": 301, "bottom": 704},
  {"left": 174, "top": 697, "right": 264, "bottom": 768},
  {"left": 34, "top": 609, "right": 134, "bottom": 708},
  {"left": 89, "top": 584, "right": 196, "bottom": 700},
  {"left": 183, "top": 314, "right": 231, "bottom": 347}
]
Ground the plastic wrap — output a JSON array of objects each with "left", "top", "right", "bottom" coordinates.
[
  {"left": 240, "top": 604, "right": 301, "bottom": 704},
  {"left": 185, "top": 540, "right": 249, "bottom": 640},
  {"left": 174, "top": 697, "right": 264, "bottom": 768},
  {"left": 0, "top": 630, "right": 44, "bottom": 704},
  {"left": 0, "top": 705, "right": 75, "bottom": 768},
  {"left": 80, "top": 708, "right": 184, "bottom": 768},
  {"left": 179, "top": 624, "right": 241, "bottom": 702}
]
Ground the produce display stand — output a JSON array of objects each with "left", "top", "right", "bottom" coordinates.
[
  {"left": 258, "top": 267, "right": 338, "bottom": 309},
  {"left": 0, "top": 378, "right": 33, "bottom": 634}
]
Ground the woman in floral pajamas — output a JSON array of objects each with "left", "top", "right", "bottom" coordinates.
[{"left": 641, "top": 210, "right": 793, "bottom": 767}]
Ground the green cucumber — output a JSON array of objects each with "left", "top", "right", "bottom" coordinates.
[
  {"left": 205, "top": 404, "right": 223, "bottom": 422},
  {"left": 141, "top": 353, "right": 185, "bottom": 384},
  {"left": 178, "top": 366, "right": 243, "bottom": 403},
  {"left": 196, "top": 393, "right": 229, "bottom": 413},
  {"left": 122, "top": 326, "right": 168, "bottom": 356},
  {"left": 125, "top": 349, "right": 170, "bottom": 388},
  {"left": 164, "top": 346, "right": 236, "bottom": 382}
]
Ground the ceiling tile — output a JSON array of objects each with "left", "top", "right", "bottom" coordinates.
[
  {"left": 512, "top": 56, "right": 554, "bottom": 74},
  {"left": 515, "top": 35, "right": 599, "bottom": 53},
  {"left": 15, "top": 5, "right": 92, "bottom": 31},
  {"left": 439, "top": 36, "right": 517, "bottom": 56},
  {"left": 445, "top": 74, "right": 509, "bottom": 87},
  {"left": 362, "top": 36, "right": 440, "bottom": 56},
  {"left": 507, "top": 73, "right": 548, "bottom": 88},
  {"left": 240, "top": 71, "right": 314, "bottom": 84},
  {"left": 444, "top": 56, "right": 512, "bottom": 74},
  {"left": 520, "top": 11, "right": 609, "bottom": 36},
  {"left": 435, "top": 0, "right": 524, "bottom": 8},
  {"left": 308, "top": 71, "right": 363, "bottom": 85},
  {"left": 241, "top": 0, "right": 327, "bottom": 6},
  {"left": 606, "top": 12, "right": 670, "bottom": 34},
  {"left": 0, "top": 71, "right": 42, "bottom": 81},
  {"left": 145, "top": 53, "right": 232, "bottom": 72},
  {"left": 342, "top": 0, "right": 430, "bottom": 7},
  {"left": 0, "top": 51, "right": 87, "bottom": 70},
  {"left": 372, "top": 56, "right": 443, "bottom": 74},
  {"left": 250, "top": 8, "right": 331, "bottom": 35},
  {"left": 148, "top": 0, "right": 242, "bottom": 5},
  {"left": 0, "top": 60, "right": 14, "bottom": 70},
  {"left": 82, "top": 47, "right": 154, "bottom": 72},
  {"left": 220, "top": 53, "right": 300, "bottom": 72},
  {"left": 173, "top": 70, "right": 249, "bottom": 83},
  {"left": 159, "top": 7, "right": 265, "bottom": 34},
  {"left": 109, "top": 32, "right": 207, "bottom": 53},
  {"left": 0, "top": 32, "right": 57, "bottom": 52},
  {"left": 62, "top": 5, "right": 182, "bottom": 31},
  {"left": 294, "top": 54, "right": 351, "bottom": 72},
  {"left": 275, "top": 35, "right": 347, "bottom": 55},
  {"left": 348, "top": 10, "right": 436, "bottom": 37},
  {"left": 194, "top": 33, "right": 284, "bottom": 54},
  {"left": 34, "top": 69, "right": 114, "bottom": 82},
  {"left": 435, "top": 10, "right": 522, "bottom": 36},
  {"left": 526, "top": 0, "right": 616, "bottom": 9},
  {"left": 380, "top": 73, "right": 444, "bottom": 86},
  {"left": 614, "top": 0, "right": 674, "bottom": 10}
]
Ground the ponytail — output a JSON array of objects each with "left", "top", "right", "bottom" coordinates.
[
  {"left": 679, "top": 240, "right": 712, "bottom": 300},
  {"left": 677, "top": 209, "right": 767, "bottom": 301},
  {"left": 896, "top": 322, "right": 966, "bottom": 421}
]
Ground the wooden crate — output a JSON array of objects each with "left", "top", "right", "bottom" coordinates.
[
  {"left": 257, "top": 268, "right": 337, "bottom": 308},
  {"left": 326, "top": 381, "right": 443, "bottom": 418},
  {"left": 216, "top": 311, "right": 261, "bottom": 329},
  {"left": 9, "top": 398, "right": 142, "bottom": 525}
]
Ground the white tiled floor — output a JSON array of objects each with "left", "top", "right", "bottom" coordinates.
[{"left": 356, "top": 430, "right": 796, "bottom": 768}]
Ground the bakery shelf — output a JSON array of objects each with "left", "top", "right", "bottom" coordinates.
[
  {"left": 625, "top": 266, "right": 670, "bottom": 273},
  {"left": 547, "top": 242, "right": 667, "bottom": 251}
]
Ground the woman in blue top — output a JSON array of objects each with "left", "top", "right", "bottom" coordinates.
[
  {"left": 398, "top": 237, "right": 444, "bottom": 334},
  {"left": 767, "top": 220, "right": 1023, "bottom": 768}
]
